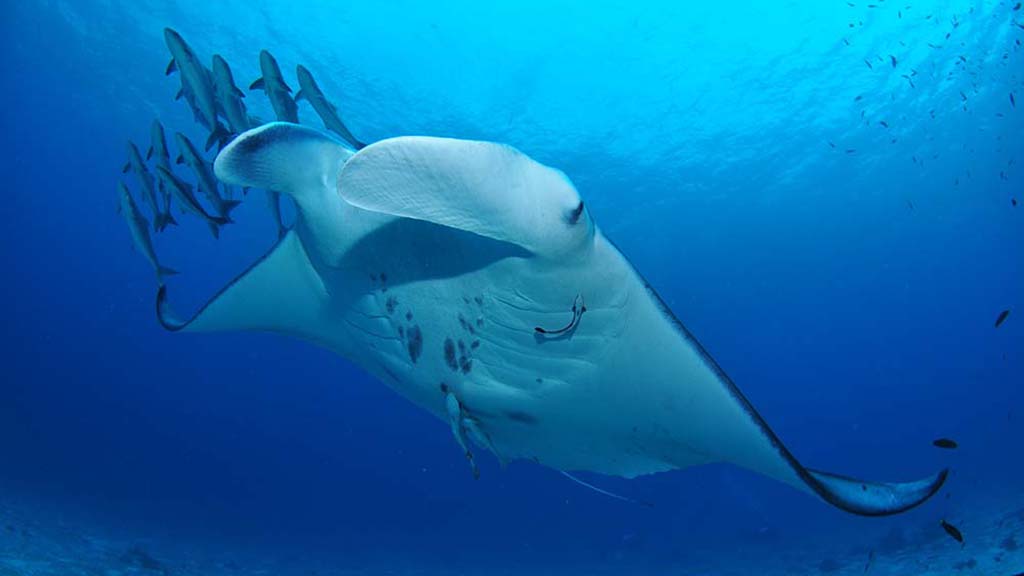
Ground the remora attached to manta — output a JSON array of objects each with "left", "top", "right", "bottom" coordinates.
[{"left": 156, "top": 122, "right": 948, "bottom": 516}]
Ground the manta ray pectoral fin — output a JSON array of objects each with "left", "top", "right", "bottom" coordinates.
[
  {"left": 337, "top": 136, "right": 593, "bottom": 257},
  {"left": 802, "top": 467, "right": 948, "bottom": 517},
  {"left": 156, "top": 231, "right": 328, "bottom": 337}
]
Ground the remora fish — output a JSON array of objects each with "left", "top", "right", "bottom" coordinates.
[
  {"left": 295, "top": 64, "right": 365, "bottom": 149},
  {"left": 122, "top": 140, "right": 162, "bottom": 227},
  {"left": 211, "top": 54, "right": 250, "bottom": 136},
  {"left": 155, "top": 165, "right": 230, "bottom": 239},
  {"left": 117, "top": 182, "right": 177, "bottom": 283},
  {"left": 147, "top": 120, "right": 175, "bottom": 218},
  {"left": 250, "top": 50, "right": 298, "bottom": 123},
  {"left": 163, "top": 28, "right": 230, "bottom": 151},
  {"left": 250, "top": 50, "right": 295, "bottom": 237},
  {"left": 174, "top": 132, "right": 240, "bottom": 220},
  {"left": 156, "top": 123, "right": 949, "bottom": 517}
]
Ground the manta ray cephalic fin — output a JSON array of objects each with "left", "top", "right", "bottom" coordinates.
[{"left": 338, "top": 136, "right": 593, "bottom": 258}]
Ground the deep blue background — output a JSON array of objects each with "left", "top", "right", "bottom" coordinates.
[{"left": 0, "top": 0, "right": 1021, "bottom": 570}]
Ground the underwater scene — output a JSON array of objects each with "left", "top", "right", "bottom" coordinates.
[{"left": 1, "top": 0, "right": 1023, "bottom": 574}]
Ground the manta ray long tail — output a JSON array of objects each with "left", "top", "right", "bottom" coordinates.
[{"left": 559, "top": 471, "right": 653, "bottom": 508}]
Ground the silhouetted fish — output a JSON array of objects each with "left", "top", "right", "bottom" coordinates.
[
  {"left": 933, "top": 438, "right": 958, "bottom": 449},
  {"left": 889, "top": 54, "right": 897, "bottom": 67},
  {"left": 1011, "top": 93, "right": 1017, "bottom": 108},
  {"left": 864, "top": 550, "right": 875, "bottom": 574},
  {"left": 940, "top": 520, "right": 964, "bottom": 544},
  {"left": 995, "top": 309, "right": 1010, "bottom": 328}
]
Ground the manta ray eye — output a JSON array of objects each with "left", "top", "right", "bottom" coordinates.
[{"left": 565, "top": 201, "right": 585, "bottom": 226}]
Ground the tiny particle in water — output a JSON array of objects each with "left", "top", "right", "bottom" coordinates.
[
  {"left": 1011, "top": 93, "right": 1016, "bottom": 108},
  {"left": 889, "top": 54, "right": 897, "bottom": 67},
  {"left": 1012, "top": 198, "right": 1018, "bottom": 207},
  {"left": 995, "top": 309, "right": 1010, "bottom": 328},
  {"left": 864, "top": 58, "right": 873, "bottom": 69},
  {"left": 940, "top": 519, "right": 964, "bottom": 544},
  {"left": 933, "top": 438, "right": 958, "bottom": 449},
  {"left": 879, "top": 120, "right": 889, "bottom": 128},
  {"left": 845, "top": 149, "right": 857, "bottom": 154}
]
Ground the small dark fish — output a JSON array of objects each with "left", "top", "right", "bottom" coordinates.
[
  {"left": 879, "top": 120, "right": 889, "bottom": 128},
  {"left": 940, "top": 520, "right": 964, "bottom": 544},
  {"left": 828, "top": 140, "right": 836, "bottom": 148},
  {"left": 933, "top": 438, "right": 958, "bottom": 449},
  {"left": 995, "top": 309, "right": 1010, "bottom": 328},
  {"left": 844, "top": 38, "right": 851, "bottom": 46},
  {"left": 889, "top": 54, "right": 898, "bottom": 67},
  {"left": 845, "top": 148, "right": 857, "bottom": 154},
  {"left": 864, "top": 58, "right": 874, "bottom": 69},
  {"left": 855, "top": 94, "right": 863, "bottom": 101}
]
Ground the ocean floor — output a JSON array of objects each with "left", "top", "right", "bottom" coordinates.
[{"left": 1, "top": 489, "right": 1022, "bottom": 576}]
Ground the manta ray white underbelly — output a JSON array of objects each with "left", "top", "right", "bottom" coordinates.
[{"left": 156, "top": 122, "right": 946, "bottom": 516}]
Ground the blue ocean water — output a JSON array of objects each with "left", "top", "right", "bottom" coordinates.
[{"left": 1, "top": 0, "right": 1022, "bottom": 574}]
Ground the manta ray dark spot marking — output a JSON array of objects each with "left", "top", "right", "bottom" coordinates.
[
  {"left": 474, "top": 295, "right": 483, "bottom": 306},
  {"left": 407, "top": 325, "right": 423, "bottom": 363},
  {"left": 398, "top": 326, "right": 405, "bottom": 338},
  {"left": 405, "top": 311, "right": 413, "bottom": 321},
  {"left": 565, "top": 201, "right": 585, "bottom": 225},
  {"left": 506, "top": 410, "right": 538, "bottom": 424},
  {"left": 460, "top": 356, "right": 472, "bottom": 374},
  {"left": 443, "top": 338, "right": 458, "bottom": 371},
  {"left": 386, "top": 295, "right": 399, "bottom": 315},
  {"left": 471, "top": 340, "right": 480, "bottom": 349}
]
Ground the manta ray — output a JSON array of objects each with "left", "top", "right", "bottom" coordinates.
[{"left": 156, "top": 122, "right": 947, "bottom": 516}]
